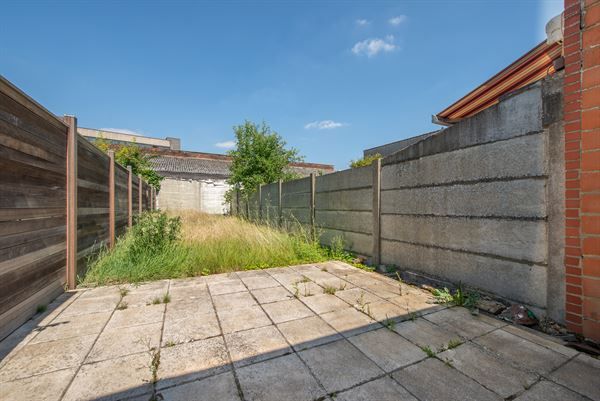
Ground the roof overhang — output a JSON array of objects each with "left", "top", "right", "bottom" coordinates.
[{"left": 434, "top": 40, "right": 563, "bottom": 124}]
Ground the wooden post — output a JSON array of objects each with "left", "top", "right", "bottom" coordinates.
[
  {"left": 127, "top": 165, "right": 133, "bottom": 228},
  {"left": 372, "top": 158, "right": 382, "bottom": 266},
  {"left": 309, "top": 173, "right": 316, "bottom": 238},
  {"left": 258, "top": 184, "right": 262, "bottom": 222},
  {"left": 138, "top": 174, "right": 143, "bottom": 215},
  {"left": 108, "top": 151, "right": 115, "bottom": 249},
  {"left": 64, "top": 115, "right": 78, "bottom": 290},
  {"left": 278, "top": 179, "right": 283, "bottom": 227}
]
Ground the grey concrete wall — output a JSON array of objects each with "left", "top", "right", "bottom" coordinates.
[
  {"left": 379, "top": 76, "right": 564, "bottom": 318},
  {"left": 260, "top": 182, "right": 280, "bottom": 226},
  {"left": 157, "top": 178, "right": 229, "bottom": 214},
  {"left": 315, "top": 166, "right": 373, "bottom": 255},
  {"left": 281, "top": 177, "right": 311, "bottom": 227}
]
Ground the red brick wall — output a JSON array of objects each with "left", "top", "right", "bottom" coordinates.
[{"left": 564, "top": 0, "right": 600, "bottom": 341}]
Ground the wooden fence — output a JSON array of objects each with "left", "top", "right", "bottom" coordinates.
[{"left": 0, "top": 76, "right": 155, "bottom": 340}]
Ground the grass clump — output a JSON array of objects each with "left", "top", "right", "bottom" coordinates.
[{"left": 82, "top": 211, "right": 369, "bottom": 286}]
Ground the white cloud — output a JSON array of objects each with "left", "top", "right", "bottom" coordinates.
[
  {"left": 356, "top": 19, "right": 370, "bottom": 26},
  {"left": 389, "top": 15, "right": 407, "bottom": 26},
  {"left": 101, "top": 127, "right": 145, "bottom": 136},
  {"left": 351, "top": 35, "right": 396, "bottom": 57},
  {"left": 304, "top": 120, "right": 347, "bottom": 130},
  {"left": 215, "top": 140, "right": 236, "bottom": 149}
]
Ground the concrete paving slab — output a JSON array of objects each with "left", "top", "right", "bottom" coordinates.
[
  {"left": 162, "top": 312, "right": 221, "bottom": 345},
  {"left": 361, "top": 300, "right": 409, "bottom": 322},
  {"left": 168, "top": 285, "right": 209, "bottom": 304},
  {"left": 514, "top": 380, "right": 589, "bottom": 401},
  {"left": 208, "top": 279, "right": 247, "bottom": 295},
  {"left": 105, "top": 304, "right": 164, "bottom": 330},
  {"left": 251, "top": 286, "right": 293, "bottom": 304},
  {"left": 474, "top": 329, "right": 568, "bottom": 374},
  {"left": 393, "top": 318, "right": 462, "bottom": 353},
  {"left": 277, "top": 315, "right": 342, "bottom": 351},
  {"left": 270, "top": 272, "right": 305, "bottom": 286},
  {"left": 438, "top": 342, "right": 538, "bottom": 398},
  {"left": 157, "top": 336, "right": 230, "bottom": 389},
  {"left": 125, "top": 280, "right": 170, "bottom": 292},
  {"left": 320, "top": 307, "right": 380, "bottom": 337},
  {"left": 300, "top": 293, "right": 350, "bottom": 314},
  {"left": 217, "top": 306, "right": 272, "bottom": 334},
  {"left": 86, "top": 322, "right": 162, "bottom": 363},
  {"left": 502, "top": 324, "right": 578, "bottom": 358},
  {"left": 424, "top": 307, "right": 502, "bottom": 339},
  {"left": 225, "top": 325, "right": 291, "bottom": 367},
  {"left": 363, "top": 282, "right": 403, "bottom": 299},
  {"left": 166, "top": 299, "right": 215, "bottom": 320},
  {"left": 60, "top": 295, "right": 119, "bottom": 317},
  {"left": 298, "top": 339, "right": 383, "bottom": 393},
  {"left": 0, "top": 368, "right": 76, "bottom": 401},
  {"left": 236, "top": 269, "right": 270, "bottom": 278},
  {"left": 336, "top": 376, "right": 418, "bottom": 401},
  {"left": 237, "top": 353, "right": 324, "bottom": 401},
  {"left": 261, "top": 299, "right": 314, "bottom": 323},
  {"left": 157, "top": 371, "right": 241, "bottom": 401},
  {"left": 62, "top": 352, "right": 152, "bottom": 401},
  {"left": 240, "top": 275, "right": 280, "bottom": 290},
  {"left": 0, "top": 334, "right": 96, "bottom": 382},
  {"left": 31, "top": 311, "right": 112, "bottom": 344},
  {"left": 549, "top": 353, "right": 600, "bottom": 400},
  {"left": 392, "top": 358, "right": 502, "bottom": 401},
  {"left": 168, "top": 276, "right": 206, "bottom": 288},
  {"left": 348, "top": 327, "right": 426, "bottom": 372},
  {"left": 213, "top": 291, "right": 257, "bottom": 311},
  {"left": 335, "top": 287, "right": 384, "bottom": 307},
  {"left": 1, "top": 262, "right": 592, "bottom": 401}
]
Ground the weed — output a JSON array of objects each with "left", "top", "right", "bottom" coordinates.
[
  {"left": 395, "top": 272, "right": 403, "bottom": 296},
  {"left": 421, "top": 346, "right": 435, "bottom": 357},
  {"left": 292, "top": 282, "right": 300, "bottom": 298},
  {"left": 151, "top": 297, "right": 162, "bottom": 305},
  {"left": 338, "top": 282, "right": 347, "bottom": 291},
  {"left": 299, "top": 275, "right": 311, "bottom": 283},
  {"left": 164, "top": 340, "right": 176, "bottom": 347},
  {"left": 321, "top": 267, "right": 328, "bottom": 272},
  {"left": 408, "top": 310, "right": 418, "bottom": 321},
  {"left": 383, "top": 315, "right": 396, "bottom": 331},
  {"left": 117, "top": 301, "right": 128, "bottom": 310},
  {"left": 431, "top": 282, "right": 479, "bottom": 309},
  {"left": 323, "top": 285, "right": 337, "bottom": 295},
  {"left": 443, "top": 358, "right": 454, "bottom": 368},
  {"left": 162, "top": 293, "right": 171, "bottom": 304},
  {"left": 119, "top": 287, "right": 129, "bottom": 297},
  {"left": 447, "top": 339, "right": 462, "bottom": 349},
  {"left": 35, "top": 304, "right": 47, "bottom": 314}
]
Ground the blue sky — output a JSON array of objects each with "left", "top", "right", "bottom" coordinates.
[{"left": 1, "top": 0, "right": 562, "bottom": 169}]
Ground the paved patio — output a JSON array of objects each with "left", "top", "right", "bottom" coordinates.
[{"left": 0, "top": 261, "right": 598, "bottom": 401}]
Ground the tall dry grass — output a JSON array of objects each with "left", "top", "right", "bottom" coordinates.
[{"left": 81, "top": 210, "right": 338, "bottom": 286}]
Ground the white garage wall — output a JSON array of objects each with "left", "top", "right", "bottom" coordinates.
[{"left": 157, "top": 177, "right": 229, "bottom": 214}]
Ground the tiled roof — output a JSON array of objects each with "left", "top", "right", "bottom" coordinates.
[{"left": 150, "top": 156, "right": 231, "bottom": 177}]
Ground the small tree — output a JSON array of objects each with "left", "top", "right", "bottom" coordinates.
[
  {"left": 93, "top": 137, "right": 163, "bottom": 189},
  {"left": 227, "top": 121, "right": 303, "bottom": 199},
  {"left": 349, "top": 153, "right": 382, "bottom": 168}
]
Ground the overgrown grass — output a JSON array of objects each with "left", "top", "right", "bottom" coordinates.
[{"left": 81, "top": 211, "right": 364, "bottom": 286}]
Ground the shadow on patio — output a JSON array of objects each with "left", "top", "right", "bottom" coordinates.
[{"left": 1, "top": 261, "right": 598, "bottom": 401}]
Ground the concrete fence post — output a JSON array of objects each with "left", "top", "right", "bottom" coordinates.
[
  {"left": 64, "top": 115, "right": 78, "bottom": 290},
  {"left": 127, "top": 165, "right": 133, "bottom": 228},
  {"left": 108, "top": 151, "right": 115, "bottom": 248},
  {"left": 235, "top": 188, "right": 240, "bottom": 217},
  {"left": 138, "top": 174, "right": 143, "bottom": 215},
  {"left": 372, "top": 158, "right": 382, "bottom": 266},
  {"left": 310, "top": 173, "right": 316, "bottom": 238},
  {"left": 258, "top": 184, "right": 262, "bottom": 221},
  {"left": 278, "top": 179, "right": 283, "bottom": 227}
]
